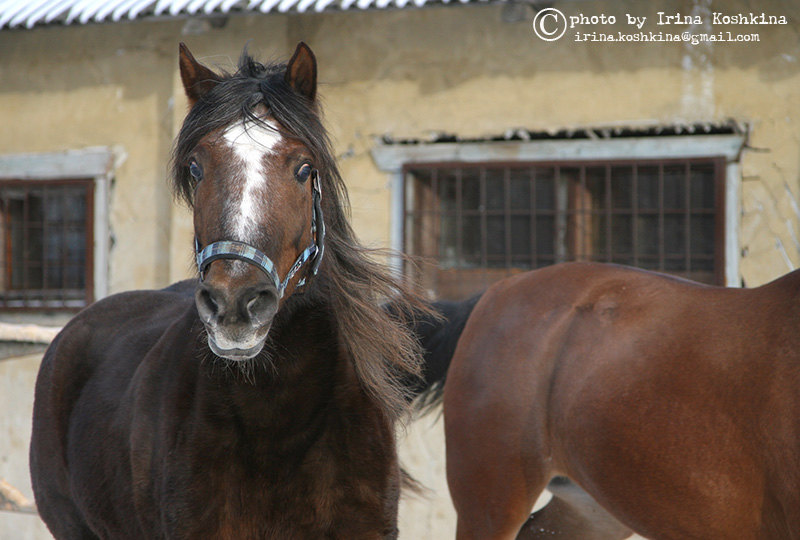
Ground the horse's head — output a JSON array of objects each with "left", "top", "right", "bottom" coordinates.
[{"left": 175, "top": 43, "right": 324, "bottom": 361}]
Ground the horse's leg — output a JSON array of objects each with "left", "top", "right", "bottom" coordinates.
[
  {"left": 31, "top": 463, "right": 99, "bottom": 539},
  {"left": 30, "top": 356, "right": 100, "bottom": 540},
  {"left": 451, "top": 478, "right": 548, "bottom": 540},
  {"left": 516, "top": 478, "right": 633, "bottom": 540},
  {"left": 446, "top": 409, "right": 549, "bottom": 540},
  {"left": 33, "top": 491, "right": 99, "bottom": 540},
  {"left": 444, "top": 281, "right": 567, "bottom": 540}
]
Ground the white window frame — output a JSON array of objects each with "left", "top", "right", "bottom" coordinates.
[
  {"left": 0, "top": 147, "right": 115, "bottom": 304},
  {"left": 372, "top": 135, "right": 745, "bottom": 287}
]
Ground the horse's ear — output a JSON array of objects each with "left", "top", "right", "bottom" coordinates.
[
  {"left": 179, "top": 43, "right": 221, "bottom": 106},
  {"left": 285, "top": 42, "right": 317, "bottom": 103}
]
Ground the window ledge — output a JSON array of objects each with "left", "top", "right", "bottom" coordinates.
[{"left": 372, "top": 134, "right": 745, "bottom": 172}]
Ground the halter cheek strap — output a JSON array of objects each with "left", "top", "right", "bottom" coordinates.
[{"left": 195, "top": 171, "right": 325, "bottom": 299}]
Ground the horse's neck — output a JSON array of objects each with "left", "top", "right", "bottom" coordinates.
[{"left": 193, "top": 298, "right": 341, "bottom": 438}]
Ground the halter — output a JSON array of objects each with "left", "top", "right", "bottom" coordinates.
[{"left": 195, "top": 170, "right": 325, "bottom": 299}]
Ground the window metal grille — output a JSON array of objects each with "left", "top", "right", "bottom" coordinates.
[
  {"left": 0, "top": 179, "right": 94, "bottom": 310},
  {"left": 404, "top": 159, "right": 724, "bottom": 300}
]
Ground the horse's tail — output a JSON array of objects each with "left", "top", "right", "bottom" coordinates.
[{"left": 390, "top": 294, "right": 482, "bottom": 414}]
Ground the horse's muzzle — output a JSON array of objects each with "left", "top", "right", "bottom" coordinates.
[{"left": 195, "top": 280, "right": 278, "bottom": 360}]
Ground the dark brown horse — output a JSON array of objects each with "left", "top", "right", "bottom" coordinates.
[
  {"left": 443, "top": 262, "right": 800, "bottom": 540},
  {"left": 30, "top": 42, "right": 429, "bottom": 539}
]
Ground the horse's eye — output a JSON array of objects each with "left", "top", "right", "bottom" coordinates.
[
  {"left": 295, "top": 163, "right": 312, "bottom": 183},
  {"left": 189, "top": 160, "right": 204, "bottom": 181}
]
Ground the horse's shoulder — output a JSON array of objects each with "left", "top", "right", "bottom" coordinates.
[
  {"left": 44, "top": 284, "right": 196, "bottom": 374},
  {"left": 38, "top": 282, "right": 198, "bottom": 418}
]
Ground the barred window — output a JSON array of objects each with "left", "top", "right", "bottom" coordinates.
[
  {"left": 404, "top": 159, "right": 724, "bottom": 300},
  {"left": 0, "top": 179, "right": 94, "bottom": 309}
]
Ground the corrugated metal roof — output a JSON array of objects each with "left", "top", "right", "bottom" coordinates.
[{"left": 0, "top": 0, "right": 484, "bottom": 29}]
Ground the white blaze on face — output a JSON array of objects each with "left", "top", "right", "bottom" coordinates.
[{"left": 223, "top": 119, "right": 282, "bottom": 243}]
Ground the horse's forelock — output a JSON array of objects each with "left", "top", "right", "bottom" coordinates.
[{"left": 170, "top": 51, "right": 342, "bottom": 209}]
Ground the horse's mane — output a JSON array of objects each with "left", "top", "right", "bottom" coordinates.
[{"left": 170, "top": 49, "right": 429, "bottom": 421}]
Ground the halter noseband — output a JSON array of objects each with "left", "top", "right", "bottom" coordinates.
[{"left": 195, "top": 170, "right": 325, "bottom": 299}]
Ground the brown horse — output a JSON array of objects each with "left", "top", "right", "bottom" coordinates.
[
  {"left": 443, "top": 262, "right": 800, "bottom": 540},
  {"left": 30, "top": 43, "right": 429, "bottom": 539}
]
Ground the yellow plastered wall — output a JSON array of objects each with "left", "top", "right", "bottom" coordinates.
[{"left": 2, "top": 1, "right": 799, "bottom": 293}]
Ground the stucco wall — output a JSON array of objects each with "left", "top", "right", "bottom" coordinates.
[
  {"left": 0, "top": 355, "right": 52, "bottom": 539},
  {"left": 2, "top": 0, "right": 799, "bottom": 293},
  {"left": 0, "top": 23, "right": 180, "bottom": 292}
]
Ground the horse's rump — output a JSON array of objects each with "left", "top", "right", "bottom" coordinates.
[{"left": 445, "top": 262, "right": 800, "bottom": 539}]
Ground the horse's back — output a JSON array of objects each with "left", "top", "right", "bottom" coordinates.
[
  {"left": 445, "top": 263, "right": 800, "bottom": 539},
  {"left": 30, "top": 281, "right": 197, "bottom": 538}
]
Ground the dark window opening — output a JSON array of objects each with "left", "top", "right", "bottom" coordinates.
[
  {"left": 404, "top": 159, "right": 724, "bottom": 300},
  {"left": 0, "top": 179, "right": 94, "bottom": 310}
]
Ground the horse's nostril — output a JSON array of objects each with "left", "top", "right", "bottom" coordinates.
[
  {"left": 246, "top": 289, "right": 278, "bottom": 324},
  {"left": 195, "top": 285, "right": 221, "bottom": 323}
]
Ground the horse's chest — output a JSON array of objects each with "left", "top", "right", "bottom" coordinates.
[{"left": 161, "top": 424, "right": 398, "bottom": 539}]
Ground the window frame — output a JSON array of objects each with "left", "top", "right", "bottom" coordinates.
[
  {"left": 372, "top": 134, "right": 745, "bottom": 287},
  {"left": 0, "top": 178, "right": 95, "bottom": 309},
  {"left": 402, "top": 158, "right": 726, "bottom": 296},
  {"left": 0, "top": 148, "right": 113, "bottom": 311}
]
